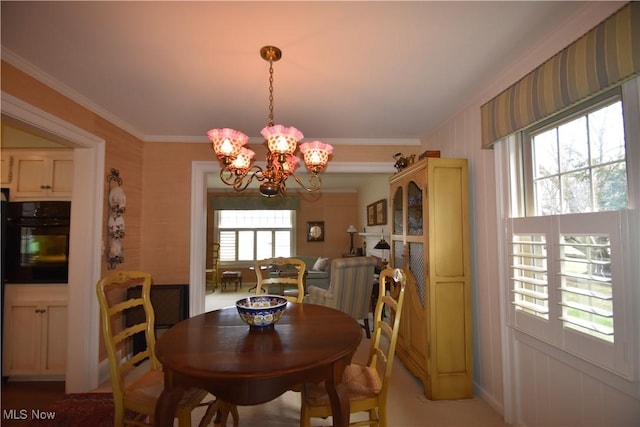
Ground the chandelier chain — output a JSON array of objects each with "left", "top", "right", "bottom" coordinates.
[{"left": 268, "top": 59, "right": 275, "bottom": 127}]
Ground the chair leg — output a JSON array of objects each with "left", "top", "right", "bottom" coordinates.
[
  {"left": 113, "top": 402, "right": 124, "bottom": 427},
  {"left": 198, "top": 400, "right": 220, "bottom": 427},
  {"left": 214, "top": 401, "right": 239, "bottom": 427},
  {"left": 363, "top": 318, "right": 371, "bottom": 338},
  {"left": 177, "top": 407, "right": 193, "bottom": 427},
  {"left": 299, "top": 401, "right": 311, "bottom": 427},
  {"left": 377, "top": 403, "right": 385, "bottom": 427},
  {"left": 229, "top": 403, "right": 239, "bottom": 427}
]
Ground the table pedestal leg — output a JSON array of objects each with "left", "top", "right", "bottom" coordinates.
[
  {"left": 325, "top": 379, "right": 349, "bottom": 427},
  {"left": 154, "top": 382, "right": 185, "bottom": 427}
]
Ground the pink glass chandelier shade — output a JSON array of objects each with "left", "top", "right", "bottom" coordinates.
[
  {"left": 230, "top": 147, "right": 256, "bottom": 172},
  {"left": 299, "top": 141, "right": 334, "bottom": 172},
  {"left": 261, "top": 125, "right": 304, "bottom": 156},
  {"left": 283, "top": 154, "right": 300, "bottom": 172},
  {"left": 207, "top": 128, "right": 249, "bottom": 160}
]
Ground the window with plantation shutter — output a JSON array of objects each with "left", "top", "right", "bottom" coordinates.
[
  {"left": 507, "top": 211, "right": 630, "bottom": 374},
  {"left": 217, "top": 210, "right": 294, "bottom": 262},
  {"left": 499, "top": 77, "right": 639, "bottom": 380}
]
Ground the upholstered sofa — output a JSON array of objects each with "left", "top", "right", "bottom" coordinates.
[{"left": 293, "top": 256, "right": 331, "bottom": 290}]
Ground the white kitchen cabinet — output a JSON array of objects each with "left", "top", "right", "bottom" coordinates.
[
  {"left": 1, "top": 154, "right": 13, "bottom": 184},
  {"left": 2, "top": 285, "right": 68, "bottom": 378},
  {"left": 1, "top": 149, "right": 73, "bottom": 200}
]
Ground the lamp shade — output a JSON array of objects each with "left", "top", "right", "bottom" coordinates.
[
  {"left": 261, "top": 125, "right": 303, "bottom": 155},
  {"left": 299, "top": 141, "right": 333, "bottom": 171},
  {"left": 346, "top": 225, "right": 357, "bottom": 233},
  {"left": 230, "top": 147, "right": 255, "bottom": 172},
  {"left": 208, "top": 128, "right": 249, "bottom": 158},
  {"left": 374, "top": 238, "right": 390, "bottom": 250}
]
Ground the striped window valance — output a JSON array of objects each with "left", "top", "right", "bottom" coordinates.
[{"left": 481, "top": 2, "right": 640, "bottom": 149}]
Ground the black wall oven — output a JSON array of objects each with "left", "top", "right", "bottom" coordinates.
[{"left": 5, "top": 201, "right": 71, "bottom": 283}]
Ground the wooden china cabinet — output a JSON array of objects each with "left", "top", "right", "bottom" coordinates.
[{"left": 389, "top": 157, "right": 472, "bottom": 400}]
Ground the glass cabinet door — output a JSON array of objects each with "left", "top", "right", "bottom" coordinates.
[
  {"left": 393, "top": 187, "right": 403, "bottom": 235},
  {"left": 407, "top": 181, "right": 423, "bottom": 235}
]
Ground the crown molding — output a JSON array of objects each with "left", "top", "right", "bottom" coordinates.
[{"left": 143, "top": 135, "right": 421, "bottom": 146}]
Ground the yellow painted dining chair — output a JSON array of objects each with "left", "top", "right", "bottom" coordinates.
[
  {"left": 300, "top": 268, "right": 407, "bottom": 427},
  {"left": 96, "top": 270, "right": 238, "bottom": 427},
  {"left": 254, "top": 257, "right": 306, "bottom": 302}
]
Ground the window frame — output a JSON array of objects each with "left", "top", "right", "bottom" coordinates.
[{"left": 521, "top": 88, "right": 626, "bottom": 216}]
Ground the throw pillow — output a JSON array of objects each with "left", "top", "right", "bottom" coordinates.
[{"left": 312, "top": 257, "right": 329, "bottom": 271}]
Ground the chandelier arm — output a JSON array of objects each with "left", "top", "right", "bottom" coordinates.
[
  {"left": 219, "top": 168, "right": 242, "bottom": 187},
  {"left": 290, "top": 172, "right": 323, "bottom": 193},
  {"left": 220, "top": 165, "right": 267, "bottom": 191},
  {"left": 233, "top": 176, "right": 255, "bottom": 192},
  {"left": 278, "top": 179, "right": 287, "bottom": 196}
]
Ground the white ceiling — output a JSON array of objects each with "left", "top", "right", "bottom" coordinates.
[{"left": 1, "top": 1, "right": 597, "bottom": 147}]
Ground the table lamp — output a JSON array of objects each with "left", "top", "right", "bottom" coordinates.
[
  {"left": 374, "top": 237, "right": 390, "bottom": 268},
  {"left": 346, "top": 225, "right": 357, "bottom": 254}
]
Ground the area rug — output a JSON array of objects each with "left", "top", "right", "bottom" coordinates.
[
  {"left": 27, "top": 393, "right": 115, "bottom": 427},
  {"left": 24, "top": 391, "right": 307, "bottom": 427}
]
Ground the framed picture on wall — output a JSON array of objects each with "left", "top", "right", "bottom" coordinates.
[
  {"left": 367, "top": 204, "right": 376, "bottom": 226},
  {"left": 307, "top": 221, "right": 325, "bottom": 242},
  {"left": 367, "top": 199, "right": 387, "bottom": 226}
]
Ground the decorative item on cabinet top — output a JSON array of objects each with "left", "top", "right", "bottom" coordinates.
[
  {"left": 393, "top": 152, "right": 418, "bottom": 173},
  {"left": 106, "top": 168, "right": 125, "bottom": 269}
]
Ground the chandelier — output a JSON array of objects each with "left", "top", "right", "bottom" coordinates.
[{"left": 208, "top": 46, "right": 334, "bottom": 197}]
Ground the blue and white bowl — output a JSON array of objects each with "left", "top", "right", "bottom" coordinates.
[{"left": 236, "top": 295, "right": 288, "bottom": 328}]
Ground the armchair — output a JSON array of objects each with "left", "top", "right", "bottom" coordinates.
[{"left": 305, "top": 256, "right": 377, "bottom": 338}]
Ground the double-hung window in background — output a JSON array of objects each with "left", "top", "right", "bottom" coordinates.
[{"left": 217, "top": 210, "right": 294, "bottom": 262}]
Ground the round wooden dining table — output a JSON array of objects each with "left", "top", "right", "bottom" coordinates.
[{"left": 154, "top": 302, "right": 363, "bottom": 427}]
